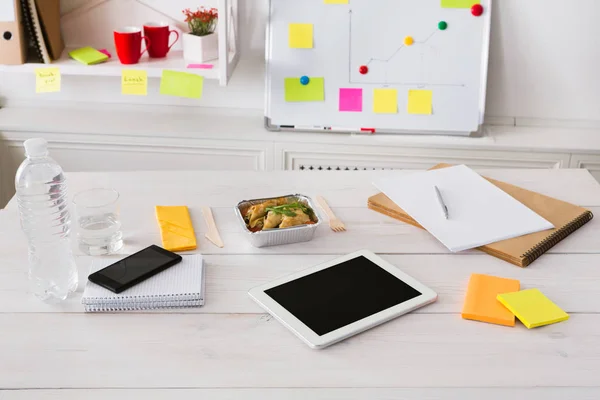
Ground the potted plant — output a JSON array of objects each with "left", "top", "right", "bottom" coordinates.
[{"left": 181, "top": 7, "right": 219, "bottom": 62}]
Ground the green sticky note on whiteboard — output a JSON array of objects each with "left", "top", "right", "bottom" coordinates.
[
  {"left": 285, "top": 78, "right": 325, "bottom": 102},
  {"left": 441, "top": 0, "right": 479, "bottom": 8},
  {"left": 160, "top": 70, "right": 203, "bottom": 99}
]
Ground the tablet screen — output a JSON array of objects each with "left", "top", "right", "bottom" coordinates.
[{"left": 264, "top": 256, "right": 422, "bottom": 336}]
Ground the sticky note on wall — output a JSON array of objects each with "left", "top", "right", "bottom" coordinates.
[
  {"left": 160, "top": 70, "right": 203, "bottom": 99},
  {"left": 441, "top": 0, "right": 479, "bottom": 8},
  {"left": 408, "top": 89, "right": 433, "bottom": 115},
  {"left": 325, "top": 0, "right": 349, "bottom": 3},
  {"left": 122, "top": 70, "right": 147, "bottom": 96},
  {"left": 289, "top": 24, "right": 313, "bottom": 48},
  {"left": 35, "top": 68, "right": 61, "bottom": 93},
  {"left": 339, "top": 88, "right": 362, "bottom": 112},
  {"left": 373, "top": 89, "right": 397, "bottom": 114},
  {"left": 285, "top": 77, "right": 324, "bottom": 102}
]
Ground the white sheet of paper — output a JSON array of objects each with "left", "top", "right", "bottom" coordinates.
[{"left": 373, "top": 165, "right": 555, "bottom": 252}]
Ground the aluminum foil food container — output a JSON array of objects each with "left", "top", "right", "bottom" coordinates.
[{"left": 234, "top": 194, "right": 321, "bottom": 248}]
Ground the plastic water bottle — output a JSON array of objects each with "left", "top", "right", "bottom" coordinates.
[{"left": 15, "top": 138, "right": 78, "bottom": 302}]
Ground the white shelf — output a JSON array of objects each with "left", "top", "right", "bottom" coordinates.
[
  {"left": 0, "top": 49, "right": 238, "bottom": 80},
  {"left": 0, "top": 0, "right": 240, "bottom": 85}
]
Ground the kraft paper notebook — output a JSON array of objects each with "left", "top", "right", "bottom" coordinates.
[
  {"left": 23, "top": 0, "right": 51, "bottom": 64},
  {"left": 34, "top": 0, "right": 64, "bottom": 60},
  {"left": 462, "top": 274, "right": 520, "bottom": 327},
  {"left": 368, "top": 164, "right": 593, "bottom": 267},
  {"left": 373, "top": 165, "right": 555, "bottom": 253}
]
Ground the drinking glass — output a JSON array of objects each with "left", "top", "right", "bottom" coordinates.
[{"left": 73, "top": 188, "right": 123, "bottom": 255}]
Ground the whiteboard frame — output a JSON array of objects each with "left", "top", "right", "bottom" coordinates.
[{"left": 264, "top": 0, "right": 492, "bottom": 137}]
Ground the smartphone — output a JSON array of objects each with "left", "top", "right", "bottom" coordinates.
[{"left": 88, "top": 245, "right": 182, "bottom": 293}]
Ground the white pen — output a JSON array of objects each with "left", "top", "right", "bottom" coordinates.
[{"left": 434, "top": 185, "right": 449, "bottom": 220}]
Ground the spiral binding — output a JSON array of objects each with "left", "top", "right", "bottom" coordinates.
[
  {"left": 84, "top": 299, "right": 204, "bottom": 313},
  {"left": 82, "top": 293, "right": 200, "bottom": 306},
  {"left": 20, "top": 0, "right": 43, "bottom": 63},
  {"left": 521, "top": 211, "right": 594, "bottom": 267}
]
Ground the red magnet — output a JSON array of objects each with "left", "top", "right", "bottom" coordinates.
[
  {"left": 471, "top": 4, "right": 484, "bottom": 16},
  {"left": 359, "top": 65, "right": 369, "bottom": 75}
]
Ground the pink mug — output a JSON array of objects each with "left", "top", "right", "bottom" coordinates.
[
  {"left": 143, "top": 22, "right": 179, "bottom": 58},
  {"left": 114, "top": 27, "right": 150, "bottom": 65}
]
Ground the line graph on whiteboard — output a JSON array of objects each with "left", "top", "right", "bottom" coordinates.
[{"left": 348, "top": 9, "right": 467, "bottom": 88}]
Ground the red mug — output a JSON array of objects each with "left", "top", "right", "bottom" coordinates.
[
  {"left": 114, "top": 27, "right": 150, "bottom": 65},
  {"left": 143, "top": 22, "right": 179, "bottom": 58}
]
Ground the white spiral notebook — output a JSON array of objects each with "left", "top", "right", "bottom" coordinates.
[{"left": 82, "top": 254, "right": 205, "bottom": 312}]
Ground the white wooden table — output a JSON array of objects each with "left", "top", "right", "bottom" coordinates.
[{"left": 2, "top": 170, "right": 600, "bottom": 399}]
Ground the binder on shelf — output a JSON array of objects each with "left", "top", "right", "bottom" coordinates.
[
  {"left": 24, "top": 0, "right": 50, "bottom": 64},
  {"left": 34, "top": 0, "right": 63, "bottom": 60},
  {"left": 0, "top": 0, "right": 27, "bottom": 65}
]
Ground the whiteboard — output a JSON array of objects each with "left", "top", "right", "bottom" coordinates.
[{"left": 265, "top": 0, "right": 492, "bottom": 136}]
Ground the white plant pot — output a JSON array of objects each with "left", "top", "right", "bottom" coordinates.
[{"left": 182, "top": 32, "right": 218, "bottom": 63}]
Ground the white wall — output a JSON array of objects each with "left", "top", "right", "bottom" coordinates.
[{"left": 1, "top": 0, "right": 599, "bottom": 124}]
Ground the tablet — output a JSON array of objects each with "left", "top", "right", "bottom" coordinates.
[{"left": 248, "top": 250, "right": 438, "bottom": 349}]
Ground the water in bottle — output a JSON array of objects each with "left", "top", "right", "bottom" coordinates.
[{"left": 15, "top": 138, "right": 78, "bottom": 302}]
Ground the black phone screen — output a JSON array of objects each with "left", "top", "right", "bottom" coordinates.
[{"left": 89, "top": 245, "right": 181, "bottom": 292}]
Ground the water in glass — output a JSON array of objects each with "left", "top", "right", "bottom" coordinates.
[{"left": 74, "top": 188, "right": 123, "bottom": 255}]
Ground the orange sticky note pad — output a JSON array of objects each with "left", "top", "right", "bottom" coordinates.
[
  {"left": 461, "top": 273, "right": 520, "bottom": 327},
  {"left": 155, "top": 206, "right": 197, "bottom": 252}
]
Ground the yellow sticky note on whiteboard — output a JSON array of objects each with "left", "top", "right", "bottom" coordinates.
[
  {"left": 289, "top": 24, "right": 313, "bottom": 48},
  {"left": 373, "top": 89, "right": 398, "bottom": 114},
  {"left": 122, "top": 70, "right": 147, "bottom": 96},
  {"left": 408, "top": 89, "right": 433, "bottom": 115},
  {"left": 35, "top": 68, "right": 61, "bottom": 93},
  {"left": 441, "top": 0, "right": 479, "bottom": 8},
  {"left": 159, "top": 70, "right": 203, "bottom": 99},
  {"left": 325, "top": 0, "right": 349, "bottom": 3}
]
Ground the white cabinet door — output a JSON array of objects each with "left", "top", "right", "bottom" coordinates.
[
  {"left": 276, "top": 143, "right": 571, "bottom": 171},
  {"left": 1, "top": 134, "right": 272, "bottom": 207},
  {"left": 570, "top": 154, "right": 600, "bottom": 183}
]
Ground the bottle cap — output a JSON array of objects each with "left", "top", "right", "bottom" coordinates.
[{"left": 24, "top": 138, "right": 49, "bottom": 158}]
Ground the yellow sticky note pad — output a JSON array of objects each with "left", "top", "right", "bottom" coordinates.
[
  {"left": 373, "top": 89, "right": 398, "bottom": 114},
  {"left": 325, "top": 0, "right": 349, "bottom": 3},
  {"left": 35, "top": 68, "right": 61, "bottom": 93},
  {"left": 289, "top": 23, "right": 313, "bottom": 49},
  {"left": 408, "top": 89, "right": 433, "bottom": 115},
  {"left": 155, "top": 206, "right": 197, "bottom": 252},
  {"left": 160, "top": 70, "right": 203, "bottom": 99},
  {"left": 122, "top": 70, "right": 147, "bottom": 96},
  {"left": 441, "top": 0, "right": 479, "bottom": 8},
  {"left": 497, "top": 289, "right": 569, "bottom": 329},
  {"left": 285, "top": 77, "right": 325, "bottom": 102}
]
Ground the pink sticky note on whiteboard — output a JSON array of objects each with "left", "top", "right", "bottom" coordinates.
[
  {"left": 187, "top": 64, "right": 214, "bottom": 69},
  {"left": 339, "top": 88, "right": 363, "bottom": 112}
]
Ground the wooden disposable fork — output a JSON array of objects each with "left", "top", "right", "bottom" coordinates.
[{"left": 316, "top": 196, "right": 346, "bottom": 232}]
